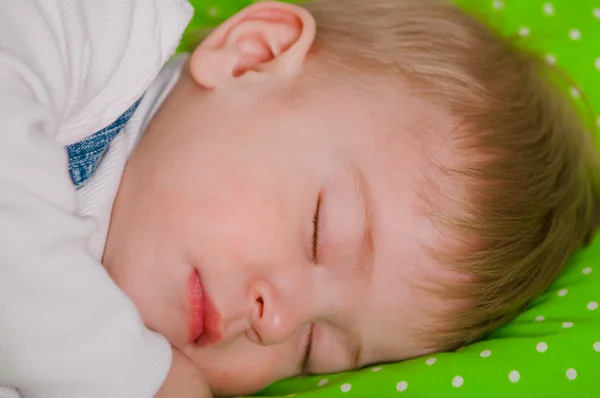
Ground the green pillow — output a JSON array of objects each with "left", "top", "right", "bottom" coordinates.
[{"left": 180, "top": 1, "right": 600, "bottom": 396}]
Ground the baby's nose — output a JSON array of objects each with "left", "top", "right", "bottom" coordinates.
[{"left": 248, "top": 280, "right": 308, "bottom": 346}]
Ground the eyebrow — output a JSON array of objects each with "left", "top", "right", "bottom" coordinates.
[
  {"left": 348, "top": 164, "right": 376, "bottom": 370},
  {"left": 350, "top": 164, "right": 376, "bottom": 284}
]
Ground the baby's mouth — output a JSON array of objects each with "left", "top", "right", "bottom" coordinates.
[{"left": 188, "top": 269, "right": 223, "bottom": 346}]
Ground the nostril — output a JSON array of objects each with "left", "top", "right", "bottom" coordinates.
[{"left": 256, "top": 296, "right": 264, "bottom": 318}]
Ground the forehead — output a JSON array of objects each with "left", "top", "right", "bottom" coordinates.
[
  {"left": 340, "top": 86, "right": 459, "bottom": 364},
  {"left": 288, "top": 76, "right": 460, "bottom": 361},
  {"left": 358, "top": 203, "right": 462, "bottom": 364}
]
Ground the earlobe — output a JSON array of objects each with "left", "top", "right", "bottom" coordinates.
[{"left": 188, "top": 1, "right": 316, "bottom": 89}]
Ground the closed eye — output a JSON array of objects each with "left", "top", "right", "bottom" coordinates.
[
  {"left": 301, "top": 323, "right": 315, "bottom": 374},
  {"left": 311, "top": 194, "right": 321, "bottom": 263}
]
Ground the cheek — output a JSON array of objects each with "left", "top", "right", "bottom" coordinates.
[
  {"left": 105, "top": 241, "right": 190, "bottom": 342},
  {"left": 189, "top": 340, "right": 298, "bottom": 396},
  {"left": 162, "top": 177, "right": 290, "bottom": 264}
]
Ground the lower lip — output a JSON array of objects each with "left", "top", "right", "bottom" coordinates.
[{"left": 188, "top": 270, "right": 223, "bottom": 346}]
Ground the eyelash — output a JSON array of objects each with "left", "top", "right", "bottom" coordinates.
[
  {"left": 311, "top": 194, "right": 321, "bottom": 263},
  {"left": 302, "top": 323, "right": 315, "bottom": 374}
]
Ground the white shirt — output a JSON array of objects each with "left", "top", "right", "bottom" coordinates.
[{"left": 0, "top": 1, "right": 193, "bottom": 397}]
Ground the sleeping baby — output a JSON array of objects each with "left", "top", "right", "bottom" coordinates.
[{"left": 1, "top": 0, "right": 599, "bottom": 397}]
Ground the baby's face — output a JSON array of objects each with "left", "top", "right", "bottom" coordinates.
[{"left": 104, "top": 63, "right": 455, "bottom": 396}]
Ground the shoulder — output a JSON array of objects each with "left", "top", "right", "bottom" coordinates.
[
  {"left": 0, "top": 0, "right": 193, "bottom": 144},
  {"left": 59, "top": 0, "right": 193, "bottom": 143}
]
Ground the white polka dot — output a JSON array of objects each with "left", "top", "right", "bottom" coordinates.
[
  {"left": 396, "top": 381, "right": 408, "bottom": 392},
  {"left": 519, "top": 27, "right": 531, "bottom": 37},
  {"left": 543, "top": 3, "right": 555, "bottom": 15},
  {"left": 588, "top": 302, "right": 599, "bottom": 311},
  {"left": 557, "top": 288, "right": 568, "bottom": 297},
  {"left": 566, "top": 368, "right": 578, "bottom": 380},
  {"left": 340, "top": 383, "right": 352, "bottom": 393},
  {"left": 595, "top": 58, "right": 600, "bottom": 71},
  {"left": 570, "top": 87, "right": 581, "bottom": 99},
  {"left": 597, "top": 116, "right": 600, "bottom": 128},
  {"left": 509, "top": 370, "right": 521, "bottom": 383},
  {"left": 563, "top": 322, "right": 574, "bottom": 329},
  {"left": 207, "top": 6, "right": 219, "bottom": 17},
  {"left": 452, "top": 376, "right": 464, "bottom": 388},
  {"left": 594, "top": 8, "right": 600, "bottom": 19},
  {"left": 286, "top": 395, "right": 296, "bottom": 397},
  {"left": 594, "top": 342, "right": 600, "bottom": 352},
  {"left": 318, "top": 379, "right": 329, "bottom": 387},
  {"left": 372, "top": 367, "right": 382, "bottom": 372},
  {"left": 583, "top": 267, "right": 593, "bottom": 275},
  {"left": 480, "top": 350, "right": 492, "bottom": 358},
  {"left": 493, "top": 0, "right": 504, "bottom": 10},
  {"left": 425, "top": 357, "right": 437, "bottom": 366},
  {"left": 537, "top": 342, "right": 548, "bottom": 353},
  {"left": 535, "top": 315, "right": 545, "bottom": 322},
  {"left": 546, "top": 54, "right": 556, "bottom": 65},
  {"left": 569, "top": 29, "right": 581, "bottom": 40}
]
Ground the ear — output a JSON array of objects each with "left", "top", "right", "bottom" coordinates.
[{"left": 188, "top": 1, "right": 316, "bottom": 89}]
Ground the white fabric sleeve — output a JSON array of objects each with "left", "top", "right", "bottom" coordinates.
[
  {"left": 0, "top": 1, "right": 192, "bottom": 397},
  {"left": 0, "top": 386, "right": 21, "bottom": 398}
]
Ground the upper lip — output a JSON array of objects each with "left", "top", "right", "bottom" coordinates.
[{"left": 188, "top": 269, "right": 223, "bottom": 346}]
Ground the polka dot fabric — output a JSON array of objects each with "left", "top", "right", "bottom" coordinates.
[{"left": 179, "top": 1, "right": 600, "bottom": 397}]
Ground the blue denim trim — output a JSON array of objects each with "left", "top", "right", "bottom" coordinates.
[{"left": 66, "top": 98, "right": 142, "bottom": 189}]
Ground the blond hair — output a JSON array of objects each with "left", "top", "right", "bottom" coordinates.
[{"left": 301, "top": 0, "right": 600, "bottom": 350}]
